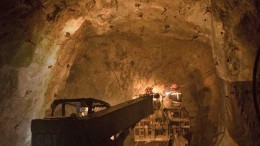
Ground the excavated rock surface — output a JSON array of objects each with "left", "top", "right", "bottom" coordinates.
[
  {"left": 211, "top": 0, "right": 260, "bottom": 145},
  {"left": 0, "top": 0, "right": 259, "bottom": 146}
]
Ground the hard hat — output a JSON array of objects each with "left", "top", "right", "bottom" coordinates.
[
  {"left": 170, "top": 83, "right": 177, "bottom": 89},
  {"left": 145, "top": 87, "right": 153, "bottom": 94}
]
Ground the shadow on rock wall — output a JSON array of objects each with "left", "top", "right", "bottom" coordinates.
[
  {"left": 188, "top": 70, "right": 222, "bottom": 146},
  {"left": 0, "top": 0, "right": 42, "bottom": 68},
  {"left": 0, "top": 66, "right": 19, "bottom": 146},
  {"left": 226, "top": 81, "right": 260, "bottom": 146}
]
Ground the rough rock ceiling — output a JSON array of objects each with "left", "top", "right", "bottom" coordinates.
[{"left": 0, "top": 0, "right": 259, "bottom": 146}]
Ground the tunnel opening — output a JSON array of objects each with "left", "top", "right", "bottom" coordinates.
[{"left": 0, "top": 0, "right": 259, "bottom": 146}]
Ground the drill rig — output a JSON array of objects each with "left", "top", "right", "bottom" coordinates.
[
  {"left": 31, "top": 86, "right": 191, "bottom": 146},
  {"left": 134, "top": 87, "right": 191, "bottom": 146},
  {"left": 31, "top": 94, "right": 159, "bottom": 146}
]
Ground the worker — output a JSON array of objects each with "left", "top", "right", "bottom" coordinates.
[
  {"left": 162, "top": 83, "right": 182, "bottom": 108},
  {"left": 170, "top": 83, "right": 177, "bottom": 89},
  {"left": 145, "top": 87, "right": 153, "bottom": 94},
  {"left": 76, "top": 101, "right": 89, "bottom": 117}
]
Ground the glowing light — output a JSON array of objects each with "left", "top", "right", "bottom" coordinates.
[
  {"left": 152, "top": 85, "right": 164, "bottom": 94},
  {"left": 165, "top": 91, "right": 172, "bottom": 96},
  {"left": 132, "top": 95, "right": 139, "bottom": 99},
  {"left": 62, "top": 17, "right": 85, "bottom": 36},
  {"left": 110, "top": 135, "right": 115, "bottom": 140}
]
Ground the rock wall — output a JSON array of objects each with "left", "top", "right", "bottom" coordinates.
[
  {"left": 0, "top": 0, "right": 87, "bottom": 145},
  {"left": 44, "top": 1, "right": 224, "bottom": 145},
  {"left": 211, "top": 0, "right": 260, "bottom": 145},
  {"left": 0, "top": 0, "right": 259, "bottom": 146}
]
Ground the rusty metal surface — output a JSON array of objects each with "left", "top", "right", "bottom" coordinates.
[{"left": 31, "top": 96, "right": 153, "bottom": 146}]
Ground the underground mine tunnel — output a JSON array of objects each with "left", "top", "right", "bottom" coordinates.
[{"left": 0, "top": 0, "right": 259, "bottom": 146}]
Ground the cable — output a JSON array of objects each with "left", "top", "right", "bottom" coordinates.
[{"left": 253, "top": 46, "right": 260, "bottom": 122}]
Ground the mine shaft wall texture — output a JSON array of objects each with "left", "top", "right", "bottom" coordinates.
[
  {"left": 211, "top": 0, "right": 260, "bottom": 146},
  {"left": 0, "top": 0, "right": 259, "bottom": 146},
  {"left": 45, "top": 5, "right": 222, "bottom": 146}
]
